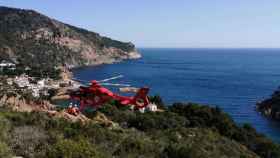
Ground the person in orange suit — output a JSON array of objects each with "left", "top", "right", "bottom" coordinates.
[{"left": 67, "top": 104, "right": 79, "bottom": 116}]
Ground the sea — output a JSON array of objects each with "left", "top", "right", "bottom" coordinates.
[{"left": 73, "top": 48, "right": 280, "bottom": 142}]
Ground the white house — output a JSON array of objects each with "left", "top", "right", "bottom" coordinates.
[
  {"left": 138, "top": 104, "right": 158, "bottom": 113},
  {"left": 25, "top": 66, "right": 31, "bottom": 71},
  {"left": 37, "top": 79, "right": 46, "bottom": 88},
  {"left": 147, "top": 103, "right": 158, "bottom": 112},
  {"left": 14, "top": 75, "right": 30, "bottom": 88},
  {"left": 0, "top": 60, "right": 15, "bottom": 67}
]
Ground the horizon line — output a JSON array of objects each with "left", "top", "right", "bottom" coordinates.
[{"left": 137, "top": 47, "right": 280, "bottom": 49}]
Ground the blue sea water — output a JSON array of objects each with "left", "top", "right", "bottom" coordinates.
[{"left": 73, "top": 48, "right": 280, "bottom": 142}]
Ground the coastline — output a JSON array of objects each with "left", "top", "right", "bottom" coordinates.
[
  {"left": 66, "top": 50, "right": 141, "bottom": 70},
  {"left": 67, "top": 50, "right": 142, "bottom": 73}
]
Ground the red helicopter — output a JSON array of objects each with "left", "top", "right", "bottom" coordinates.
[{"left": 69, "top": 75, "right": 150, "bottom": 111}]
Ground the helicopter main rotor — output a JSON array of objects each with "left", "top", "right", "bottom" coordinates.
[{"left": 72, "top": 75, "right": 131, "bottom": 87}]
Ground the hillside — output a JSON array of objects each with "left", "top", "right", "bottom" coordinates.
[
  {"left": 0, "top": 6, "right": 140, "bottom": 69},
  {"left": 0, "top": 102, "right": 272, "bottom": 158},
  {"left": 0, "top": 95, "right": 280, "bottom": 158}
]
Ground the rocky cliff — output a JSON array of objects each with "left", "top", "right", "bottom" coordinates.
[
  {"left": 257, "top": 87, "right": 280, "bottom": 120},
  {"left": 0, "top": 6, "right": 141, "bottom": 69}
]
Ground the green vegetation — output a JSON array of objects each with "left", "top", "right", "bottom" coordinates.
[
  {"left": 169, "top": 103, "right": 280, "bottom": 158},
  {"left": 98, "top": 102, "right": 280, "bottom": 158},
  {"left": 0, "top": 141, "right": 12, "bottom": 158},
  {"left": 1, "top": 98, "right": 280, "bottom": 158},
  {"left": 48, "top": 138, "right": 104, "bottom": 158}
]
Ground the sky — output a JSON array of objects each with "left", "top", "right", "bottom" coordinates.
[{"left": 0, "top": 0, "right": 280, "bottom": 48}]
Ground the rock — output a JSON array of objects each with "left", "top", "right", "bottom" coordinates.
[
  {"left": 48, "top": 110, "right": 90, "bottom": 124},
  {"left": 256, "top": 87, "right": 280, "bottom": 120},
  {"left": 92, "top": 112, "right": 119, "bottom": 128},
  {"left": 0, "top": 94, "right": 55, "bottom": 112}
]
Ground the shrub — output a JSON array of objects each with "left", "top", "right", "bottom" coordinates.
[
  {"left": 9, "top": 126, "right": 49, "bottom": 158},
  {"left": 0, "top": 116, "right": 11, "bottom": 141},
  {"left": 0, "top": 141, "right": 12, "bottom": 158},
  {"left": 161, "top": 144, "right": 193, "bottom": 158},
  {"left": 113, "top": 136, "right": 160, "bottom": 157},
  {"left": 169, "top": 103, "right": 238, "bottom": 136},
  {"left": 47, "top": 138, "right": 103, "bottom": 158},
  {"left": 169, "top": 102, "right": 280, "bottom": 158},
  {"left": 128, "top": 112, "right": 188, "bottom": 131}
]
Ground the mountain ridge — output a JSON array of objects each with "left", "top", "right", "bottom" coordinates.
[{"left": 0, "top": 6, "right": 140, "bottom": 69}]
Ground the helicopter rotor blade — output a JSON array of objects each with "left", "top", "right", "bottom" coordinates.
[
  {"left": 100, "top": 82, "right": 131, "bottom": 87},
  {"left": 73, "top": 75, "right": 123, "bottom": 83},
  {"left": 72, "top": 78, "right": 90, "bottom": 85},
  {"left": 72, "top": 76, "right": 130, "bottom": 87},
  {"left": 97, "top": 75, "right": 123, "bottom": 83}
]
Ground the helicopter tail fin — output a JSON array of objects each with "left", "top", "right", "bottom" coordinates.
[{"left": 133, "top": 87, "right": 150, "bottom": 109}]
